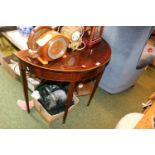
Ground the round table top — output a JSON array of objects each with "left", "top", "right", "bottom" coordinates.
[{"left": 15, "top": 39, "right": 111, "bottom": 73}]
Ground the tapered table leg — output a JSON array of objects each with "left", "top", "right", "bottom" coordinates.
[
  {"left": 63, "top": 82, "right": 76, "bottom": 124},
  {"left": 19, "top": 62, "right": 30, "bottom": 113},
  {"left": 87, "top": 69, "right": 104, "bottom": 106}
]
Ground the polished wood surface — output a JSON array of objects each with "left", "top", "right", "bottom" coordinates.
[
  {"left": 15, "top": 39, "right": 111, "bottom": 123},
  {"left": 135, "top": 102, "right": 155, "bottom": 129},
  {"left": 15, "top": 40, "right": 111, "bottom": 72},
  {"left": 135, "top": 92, "right": 155, "bottom": 129}
]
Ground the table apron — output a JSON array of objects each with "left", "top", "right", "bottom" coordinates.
[{"left": 20, "top": 61, "right": 105, "bottom": 82}]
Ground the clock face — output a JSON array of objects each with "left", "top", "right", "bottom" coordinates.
[
  {"left": 48, "top": 37, "right": 67, "bottom": 59},
  {"left": 71, "top": 31, "right": 81, "bottom": 42}
]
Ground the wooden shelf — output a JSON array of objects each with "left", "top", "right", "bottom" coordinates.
[
  {"left": 135, "top": 101, "right": 155, "bottom": 129},
  {"left": 2, "top": 30, "right": 28, "bottom": 50}
]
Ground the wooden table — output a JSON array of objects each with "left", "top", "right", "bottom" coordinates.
[{"left": 15, "top": 40, "right": 111, "bottom": 123}]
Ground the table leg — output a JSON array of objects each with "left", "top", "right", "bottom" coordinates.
[
  {"left": 63, "top": 82, "right": 76, "bottom": 124},
  {"left": 19, "top": 62, "right": 30, "bottom": 113},
  {"left": 87, "top": 70, "right": 104, "bottom": 106}
]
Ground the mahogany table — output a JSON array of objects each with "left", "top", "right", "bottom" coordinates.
[{"left": 15, "top": 40, "right": 111, "bottom": 123}]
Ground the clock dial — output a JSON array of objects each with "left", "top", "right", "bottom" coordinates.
[{"left": 72, "top": 31, "right": 81, "bottom": 41}]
